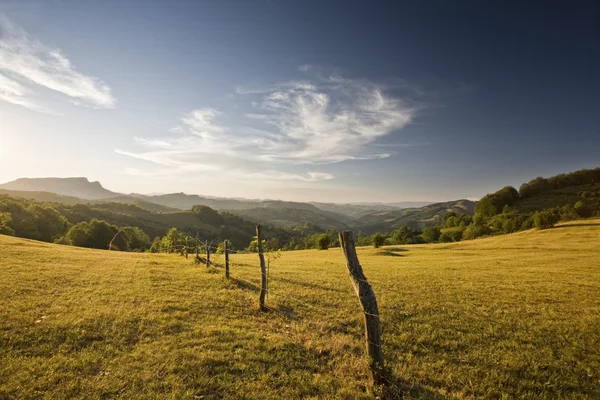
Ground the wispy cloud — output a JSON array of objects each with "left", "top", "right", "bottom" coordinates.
[
  {"left": 118, "top": 73, "right": 421, "bottom": 183},
  {"left": 0, "top": 15, "right": 115, "bottom": 111}
]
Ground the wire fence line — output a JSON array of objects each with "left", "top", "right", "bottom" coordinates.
[
  {"left": 164, "top": 226, "right": 410, "bottom": 389},
  {"left": 222, "top": 253, "right": 397, "bottom": 349}
]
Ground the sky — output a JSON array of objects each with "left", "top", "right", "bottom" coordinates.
[{"left": 0, "top": 0, "right": 598, "bottom": 203}]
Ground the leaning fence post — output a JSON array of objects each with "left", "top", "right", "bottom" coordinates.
[
  {"left": 339, "top": 231, "right": 385, "bottom": 386},
  {"left": 224, "top": 240, "right": 230, "bottom": 279},
  {"left": 256, "top": 225, "right": 267, "bottom": 311},
  {"left": 206, "top": 241, "right": 210, "bottom": 267}
]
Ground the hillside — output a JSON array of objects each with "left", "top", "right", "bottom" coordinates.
[
  {"left": 0, "top": 177, "right": 119, "bottom": 199},
  {"left": 355, "top": 199, "right": 476, "bottom": 234},
  {"left": 135, "top": 192, "right": 260, "bottom": 211},
  {"left": 0, "top": 193, "right": 292, "bottom": 250},
  {"left": 0, "top": 188, "right": 88, "bottom": 205},
  {"left": 228, "top": 205, "right": 352, "bottom": 231},
  {"left": 1, "top": 220, "right": 598, "bottom": 398},
  {"left": 513, "top": 183, "right": 600, "bottom": 212},
  {"left": 309, "top": 202, "right": 400, "bottom": 220}
]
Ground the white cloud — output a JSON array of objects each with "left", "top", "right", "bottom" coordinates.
[
  {"left": 117, "top": 74, "right": 419, "bottom": 184},
  {"left": 0, "top": 15, "right": 115, "bottom": 110}
]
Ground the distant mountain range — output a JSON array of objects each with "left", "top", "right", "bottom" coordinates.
[
  {"left": 0, "top": 177, "right": 472, "bottom": 232},
  {"left": 1, "top": 177, "right": 119, "bottom": 199}
]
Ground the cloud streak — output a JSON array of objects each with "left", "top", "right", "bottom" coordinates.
[
  {"left": 118, "top": 74, "right": 419, "bottom": 183},
  {"left": 0, "top": 15, "right": 115, "bottom": 111}
]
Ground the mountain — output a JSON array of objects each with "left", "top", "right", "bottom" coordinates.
[
  {"left": 354, "top": 199, "right": 476, "bottom": 234},
  {"left": 0, "top": 188, "right": 176, "bottom": 213},
  {"left": 0, "top": 177, "right": 119, "bottom": 200},
  {"left": 0, "top": 192, "right": 292, "bottom": 250},
  {"left": 133, "top": 192, "right": 260, "bottom": 211},
  {"left": 227, "top": 201, "right": 352, "bottom": 231},
  {"left": 310, "top": 202, "right": 400, "bottom": 220},
  {"left": 0, "top": 177, "right": 457, "bottom": 233},
  {"left": 0, "top": 188, "right": 88, "bottom": 205}
]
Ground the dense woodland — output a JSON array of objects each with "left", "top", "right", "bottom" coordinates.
[{"left": 1, "top": 168, "right": 599, "bottom": 252}]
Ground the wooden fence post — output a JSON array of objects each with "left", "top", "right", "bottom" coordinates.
[
  {"left": 224, "top": 240, "right": 230, "bottom": 279},
  {"left": 195, "top": 232, "right": 199, "bottom": 262},
  {"left": 256, "top": 225, "right": 267, "bottom": 311},
  {"left": 206, "top": 241, "right": 210, "bottom": 267},
  {"left": 339, "top": 231, "right": 385, "bottom": 386},
  {"left": 185, "top": 237, "right": 189, "bottom": 259}
]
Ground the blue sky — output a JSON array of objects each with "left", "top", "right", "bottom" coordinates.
[{"left": 0, "top": 0, "right": 598, "bottom": 202}]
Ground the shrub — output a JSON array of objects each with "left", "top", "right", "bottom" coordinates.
[
  {"left": 421, "top": 226, "right": 441, "bottom": 243},
  {"left": 439, "top": 233, "right": 453, "bottom": 243},
  {"left": 462, "top": 223, "right": 490, "bottom": 240},
  {"left": 574, "top": 201, "right": 592, "bottom": 218},
  {"left": 532, "top": 210, "right": 558, "bottom": 230},
  {"left": 371, "top": 233, "right": 385, "bottom": 248},
  {"left": 316, "top": 234, "right": 330, "bottom": 250}
]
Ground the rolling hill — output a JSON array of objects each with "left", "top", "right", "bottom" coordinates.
[
  {"left": 354, "top": 199, "right": 476, "bottom": 234},
  {"left": 228, "top": 204, "right": 352, "bottom": 231}
]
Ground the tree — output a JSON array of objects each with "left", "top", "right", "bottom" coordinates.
[
  {"left": 443, "top": 212, "right": 458, "bottom": 228},
  {"left": 371, "top": 233, "right": 385, "bottom": 248},
  {"left": 532, "top": 210, "right": 558, "bottom": 230},
  {"left": 475, "top": 186, "right": 520, "bottom": 220},
  {"left": 122, "top": 226, "right": 152, "bottom": 251},
  {"left": 66, "top": 221, "right": 91, "bottom": 247},
  {"left": 87, "top": 219, "right": 119, "bottom": 249},
  {"left": 574, "top": 201, "right": 592, "bottom": 218},
  {"left": 66, "top": 219, "right": 118, "bottom": 249},
  {"left": 150, "top": 237, "right": 162, "bottom": 253},
  {"left": 26, "top": 204, "right": 68, "bottom": 242},
  {"left": 421, "top": 226, "right": 441, "bottom": 243},
  {"left": 316, "top": 234, "right": 330, "bottom": 250},
  {"left": 462, "top": 223, "right": 490, "bottom": 240},
  {"left": 439, "top": 232, "right": 453, "bottom": 243},
  {"left": 0, "top": 212, "right": 15, "bottom": 236},
  {"left": 391, "top": 226, "right": 418, "bottom": 244},
  {"left": 162, "top": 228, "right": 184, "bottom": 253}
]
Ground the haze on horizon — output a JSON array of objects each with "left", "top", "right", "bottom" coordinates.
[{"left": 0, "top": 1, "right": 598, "bottom": 203}]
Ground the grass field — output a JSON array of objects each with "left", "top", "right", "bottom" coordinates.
[{"left": 1, "top": 220, "right": 599, "bottom": 399}]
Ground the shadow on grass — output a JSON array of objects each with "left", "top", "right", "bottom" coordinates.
[
  {"left": 263, "top": 303, "right": 301, "bottom": 321},
  {"left": 377, "top": 250, "right": 405, "bottom": 257},
  {"left": 273, "top": 277, "right": 347, "bottom": 293},
  {"left": 554, "top": 222, "right": 600, "bottom": 228},
  {"left": 231, "top": 277, "right": 260, "bottom": 292},
  {"left": 382, "top": 247, "right": 409, "bottom": 252},
  {"left": 380, "top": 374, "right": 449, "bottom": 400}
]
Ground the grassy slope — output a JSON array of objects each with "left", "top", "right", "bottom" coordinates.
[{"left": 1, "top": 221, "right": 599, "bottom": 399}]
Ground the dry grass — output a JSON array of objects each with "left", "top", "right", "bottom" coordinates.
[{"left": 1, "top": 220, "right": 599, "bottom": 399}]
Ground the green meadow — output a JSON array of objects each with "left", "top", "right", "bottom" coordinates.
[{"left": 1, "top": 220, "right": 599, "bottom": 399}]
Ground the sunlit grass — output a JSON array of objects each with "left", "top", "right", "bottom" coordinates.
[{"left": 1, "top": 220, "right": 599, "bottom": 399}]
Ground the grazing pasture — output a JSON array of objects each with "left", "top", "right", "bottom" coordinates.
[{"left": 1, "top": 220, "right": 599, "bottom": 399}]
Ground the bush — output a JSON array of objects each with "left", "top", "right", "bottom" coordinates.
[
  {"left": 316, "top": 234, "right": 330, "bottom": 250},
  {"left": 371, "top": 233, "right": 385, "bottom": 248},
  {"left": 462, "top": 223, "right": 490, "bottom": 240},
  {"left": 574, "top": 201, "right": 592, "bottom": 218},
  {"left": 532, "top": 210, "right": 558, "bottom": 230},
  {"left": 439, "top": 233, "right": 453, "bottom": 243},
  {"left": 0, "top": 212, "right": 15, "bottom": 236},
  {"left": 421, "top": 226, "right": 441, "bottom": 243},
  {"left": 521, "top": 218, "right": 534, "bottom": 230}
]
